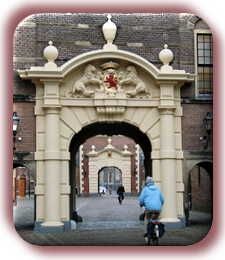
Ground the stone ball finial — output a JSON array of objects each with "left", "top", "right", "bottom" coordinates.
[
  {"left": 91, "top": 145, "right": 96, "bottom": 152},
  {"left": 123, "top": 145, "right": 128, "bottom": 151},
  {"left": 43, "top": 41, "right": 58, "bottom": 63},
  {"left": 159, "top": 44, "right": 174, "bottom": 66},
  {"left": 107, "top": 137, "right": 112, "bottom": 145},
  {"left": 102, "top": 14, "right": 117, "bottom": 45}
]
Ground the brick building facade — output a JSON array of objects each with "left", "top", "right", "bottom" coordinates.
[{"left": 13, "top": 13, "right": 213, "bottom": 213}]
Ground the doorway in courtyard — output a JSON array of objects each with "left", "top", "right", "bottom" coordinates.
[
  {"left": 187, "top": 161, "right": 213, "bottom": 214},
  {"left": 13, "top": 164, "right": 34, "bottom": 204},
  {"left": 69, "top": 121, "right": 152, "bottom": 221}
]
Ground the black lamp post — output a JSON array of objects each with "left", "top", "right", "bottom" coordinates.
[
  {"left": 13, "top": 112, "right": 20, "bottom": 152},
  {"left": 203, "top": 112, "right": 213, "bottom": 149}
]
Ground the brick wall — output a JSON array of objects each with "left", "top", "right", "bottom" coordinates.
[
  {"left": 13, "top": 102, "right": 35, "bottom": 154},
  {"left": 13, "top": 13, "right": 196, "bottom": 72},
  {"left": 182, "top": 103, "right": 213, "bottom": 151}
]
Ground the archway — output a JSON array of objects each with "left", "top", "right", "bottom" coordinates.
[
  {"left": 18, "top": 16, "right": 194, "bottom": 231},
  {"left": 98, "top": 166, "right": 122, "bottom": 195},
  {"left": 69, "top": 121, "right": 152, "bottom": 218},
  {"left": 187, "top": 161, "right": 213, "bottom": 214}
]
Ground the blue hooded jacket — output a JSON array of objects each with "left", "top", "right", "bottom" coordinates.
[{"left": 139, "top": 183, "right": 164, "bottom": 211}]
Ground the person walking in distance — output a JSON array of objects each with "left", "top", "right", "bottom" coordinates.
[{"left": 117, "top": 184, "right": 125, "bottom": 204}]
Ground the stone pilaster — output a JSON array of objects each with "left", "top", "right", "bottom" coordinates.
[
  {"left": 159, "top": 107, "right": 179, "bottom": 222},
  {"left": 159, "top": 81, "right": 180, "bottom": 223},
  {"left": 41, "top": 107, "right": 64, "bottom": 229},
  {"left": 40, "top": 78, "right": 64, "bottom": 230}
]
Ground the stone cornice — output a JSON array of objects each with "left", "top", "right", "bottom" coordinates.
[{"left": 18, "top": 49, "right": 195, "bottom": 84}]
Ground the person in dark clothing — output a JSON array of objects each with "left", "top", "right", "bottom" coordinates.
[{"left": 117, "top": 185, "right": 125, "bottom": 204}]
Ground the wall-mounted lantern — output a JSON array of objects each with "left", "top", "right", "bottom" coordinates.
[
  {"left": 13, "top": 112, "right": 20, "bottom": 152},
  {"left": 203, "top": 112, "right": 213, "bottom": 134},
  {"left": 202, "top": 112, "right": 213, "bottom": 150}
]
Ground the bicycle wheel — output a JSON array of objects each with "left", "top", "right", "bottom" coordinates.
[{"left": 152, "top": 238, "right": 159, "bottom": 246}]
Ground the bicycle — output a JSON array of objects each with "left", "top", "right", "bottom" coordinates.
[{"left": 144, "top": 210, "right": 165, "bottom": 246}]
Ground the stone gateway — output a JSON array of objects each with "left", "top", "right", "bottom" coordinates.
[{"left": 18, "top": 15, "right": 194, "bottom": 232}]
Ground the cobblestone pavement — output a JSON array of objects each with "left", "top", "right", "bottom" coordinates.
[{"left": 14, "top": 195, "right": 212, "bottom": 246}]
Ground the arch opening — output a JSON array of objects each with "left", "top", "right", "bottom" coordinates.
[
  {"left": 186, "top": 161, "right": 213, "bottom": 226},
  {"left": 98, "top": 166, "right": 122, "bottom": 195},
  {"left": 69, "top": 121, "right": 152, "bottom": 218}
]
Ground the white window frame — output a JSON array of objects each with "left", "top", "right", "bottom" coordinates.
[{"left": 194, "top": 29, "right": 213, "bottom": 98}]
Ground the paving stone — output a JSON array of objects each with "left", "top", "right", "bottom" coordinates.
[{"left": 14, "top": 196, "right": 212, "bottom": 246}]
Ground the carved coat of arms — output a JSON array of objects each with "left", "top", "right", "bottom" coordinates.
[{"left": 70, "top": 61, "right": 148, "bottom": 98}]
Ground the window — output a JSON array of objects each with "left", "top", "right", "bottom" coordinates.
[{"left": 195, "top": 32, "right": 213, "bottom": 97}]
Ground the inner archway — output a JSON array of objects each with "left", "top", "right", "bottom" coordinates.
[
  {"left": 69, "top": 121, "right": 152, "bottom": 218},
  {"left": 98, "top": 166, "right": 122, "bottom": 195}
]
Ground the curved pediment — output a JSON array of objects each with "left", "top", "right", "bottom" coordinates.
[{"left": 60, "top": 49, "right": 161, "bottom": 80}]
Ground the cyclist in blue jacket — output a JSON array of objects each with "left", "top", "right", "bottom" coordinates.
[
  {"left": 139, "top": 176, "right": 164, "bottom": 211},
  {"left": 139, "top": 176, "right": 165, "bottom": 242}
]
